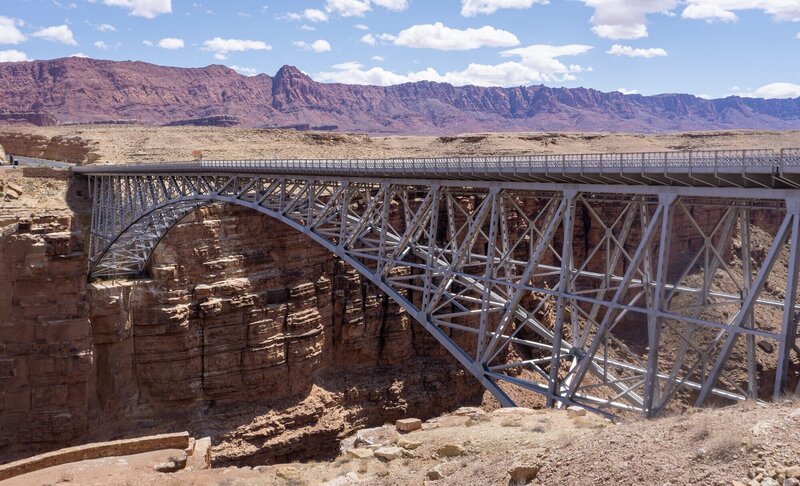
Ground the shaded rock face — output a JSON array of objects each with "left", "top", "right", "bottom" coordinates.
[
  {"left": 0, "top": 182, "right": 480, "bottom": 465},
  {"left": 0, "top": 132, "right": 99, "bottom": 164},
  {"left": 0, "top": 171, "right": 92, "bottom": 461},
  {"left": 1, "top": 58, "right": 800, "bottom": 133}
]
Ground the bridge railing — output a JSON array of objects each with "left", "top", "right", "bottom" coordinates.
[{"left": 72, "top": 148, "right": 800, "bottom": 176}]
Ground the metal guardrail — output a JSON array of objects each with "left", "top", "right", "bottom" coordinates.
[{"left": 72, "top": 148, "right": 800, "bottom": 176}]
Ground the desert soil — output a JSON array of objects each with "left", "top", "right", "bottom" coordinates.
[
  {"left": 2, "top": 126, "right": 800, "bottom": 164},
  {"left": 5, "top": 400, "right": 800, "bottom": 486}
]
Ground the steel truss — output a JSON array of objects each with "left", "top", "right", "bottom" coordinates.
[{"left": 81, "top": 170, "right": 800, "bottom": 416}]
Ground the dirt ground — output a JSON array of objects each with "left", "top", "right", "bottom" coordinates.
[
  {"left": 2, "top": 125, "right": 800, "bottom": 164},
  {"left": 5, "top": 400, "right": 800, "bottom": 486}
]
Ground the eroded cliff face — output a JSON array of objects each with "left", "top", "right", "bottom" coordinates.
[
  {"left": 85, "top": 204, "right": 479, "bottom": 465},
  {"left": 0, "top": 168, "right": 92, "bottom": 460},
  {"left": 0, "top": 170, "right": 480, "bottom": 465}
]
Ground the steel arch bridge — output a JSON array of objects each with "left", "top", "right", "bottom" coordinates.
[{"left": 74, "top": 149, "right": 800, "bottom": 417}]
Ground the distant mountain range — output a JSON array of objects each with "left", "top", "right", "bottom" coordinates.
[{"left": 0, "top": 57, "right": 799, "bottom": 134}]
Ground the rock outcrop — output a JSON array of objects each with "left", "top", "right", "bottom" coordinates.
[
  {"left": 0, "top": 58, "right": 799, "bottom": 133},
  {"left": 0, "top": 111, "right": 57, "bottom": 127},
  {"left": 0, "top": 132, "right": 99, "bottom": 164}
]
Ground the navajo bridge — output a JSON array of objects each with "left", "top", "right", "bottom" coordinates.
[{"left": 73, "top": 149, "right": 800, "bottom": 417}]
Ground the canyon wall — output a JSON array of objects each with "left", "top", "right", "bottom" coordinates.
[{"left": 0, "top": 169, "right": 480, "bottom": 465}]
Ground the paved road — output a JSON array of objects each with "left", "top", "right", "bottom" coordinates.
[{"left": 4, "top": 155, "right": 74, "bottom": 169}]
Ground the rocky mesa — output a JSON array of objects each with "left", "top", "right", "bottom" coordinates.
[{"left": 1, "top": 57, "right": 800, "bottom": 133}]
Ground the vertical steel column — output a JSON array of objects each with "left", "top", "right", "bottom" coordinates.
[
  {"left": 774, "top": 199, "right": 800, "bottom": 399},
  {"left": 476, "top": 190, "right": 500, "bottom": 360},
  {"left": 547, "top": 190, "right": 576, "bottom": 406},
  {"left": 644, "top": 194, "right": 676, "bottom": 415},
  {"left": 740, "top": 207, "right": 758, "bottom": 400},
  {"left": 421, "top": 184, "right": 441, "bottom": 310}
]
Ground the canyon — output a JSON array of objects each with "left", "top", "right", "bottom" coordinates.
[
  {"left": 1, "top": 57, "right": 800, "bottom": 134},
  {"left": 1, "top": 128, "right": 799, "bottom": 480}
]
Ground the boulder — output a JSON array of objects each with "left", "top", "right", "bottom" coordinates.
[
  {"left": 353, "top": 426, "right": 399, "bottom": 449},
  {"left": 374, "top": 446, "right": 403, "bottom": 461},
  {"left": 566, "top": 406, "right": 587, "bottom": 418},
  {"left": 346, "top": 448, "right": 374, "bottom": 459},
  {"left": 437, "top": 444, "right": 466, "bottom": 457},
  {"left": 276, "top": 466, "right": 301, "bottom": 480},
  {"left": 426, "top": 464, "right": 446, "bottom": 480},
  {"left": 397, "top": 437, "right": 422, "bottom": 450},
  {"left": 153, "top": 451, "right": 188, "bottom": 473},
  {"left": 395, "top": 418, "right": 422, "bottom": 432}
]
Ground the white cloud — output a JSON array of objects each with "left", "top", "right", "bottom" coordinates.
[
  {"left": 355, "top": 23, "right": 369, "bottom": 30},
  {"left": 142, "top": 39, "right": 154, "bottom": 46},
  {"left": 682, "top": 1, "right": 800, "bottom": 23},
  {"left": 499, "top": 44, "right": 593, "bottom": 73},
  {"left": 287, "top": 8, "right": 329, "bottom": 22},
  {"left": 230, "top": 65, "right": 258, "bottom": 76},
  {"left": 324, "top": 0, "right": 407, "bottom": 17},
  {"left": 294, "top": 39, "right": 332, "bottom": 52},
  {"left": 0, "top": 49, "right": 28, "bottom": 62},
  {"left": 607, "top": 44, "right": 667, "bottom": 57},
  {"left": 581, "top": 0, "right": 677, "bottom": 39},
  {"left": 461, "top": 0, "right": 547, "bottom": 16},
  {"left": 361, "top": 34, "right": 376, "bottom": 45},
  {"left": 325, "top": 0, "right": 372, "bottom": 17},
  {"left": 316, "top": 43, "right": 591, "bottom": 87},
  {"left": 0, "top": 16, "right": 26, "bottom": 45},
  {"left": 96, "top": 23, "right": 116, "bottom": 32},
  {"left": 371, "top": 0, "right": 409, "bottom": 11},
  {"left": 682, "top": 3, "right": 737, "bottom": 21},
  {"left": 94, "top": 40, "right": 109, "bottom": 50},
  {"left": 32, "top": 25, "right": 77, "bottom": 45},
  {"left": 202, "top": 37, "right": 271, "bottom": 60},
  {"left": 70, "top": 52, "right": 87, "bottom": 58},
  {"left": 157, "top": 37, "right": 184, "bottom": 49},
  {"left": 300, "top": 24, "right": 316, "bottom": 31},
  {"left": 372, "top": 55, "right": 384, "bottom": 61},
  {"left": 52, "top": 0, "right": 78, "bottom": 8},
  {"left": 616, "top": 87, "right": 639, "bottom": 94},
  {"left": 731, "top": 83, "right": 800, "bottom": 99},
  {"left": 100, "top": 0, "right": 172, "bottom": 18},
  {"left": 393, "top": 22, "right": 520, "bottom": 50}
]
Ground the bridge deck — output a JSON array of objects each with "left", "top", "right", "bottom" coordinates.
[{"left": 72, "top": 148, "right": 800, "bottom": 188}]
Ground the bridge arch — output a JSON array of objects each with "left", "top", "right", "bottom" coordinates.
[
  {"left": 79, "top": 162, "right": 800, "bottom": 416},
  {"left": 90, "top": 192, "right": 525, "bottom": 407}
]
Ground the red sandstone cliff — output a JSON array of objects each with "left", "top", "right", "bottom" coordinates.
[
  {"left": 0, "top": 170, "right": 481, "bottom": 466},
  {"left": 0, "top": 58, "right": 800, "bottom": 133}
]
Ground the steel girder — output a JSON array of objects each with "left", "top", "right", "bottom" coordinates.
[{"left": 84, "top": 172, "right": 800, "bottom": 416}]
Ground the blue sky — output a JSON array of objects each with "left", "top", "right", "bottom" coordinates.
[{"left": 1, "top": 0, "right": 799, "bottom": 98}]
